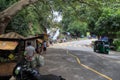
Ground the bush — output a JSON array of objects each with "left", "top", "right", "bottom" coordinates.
[
  {"left": 117, "top": 46, "right": 120, "bottom": 52},
  {"left": 113, "top": 39, "right": 120, "bottom": 51}
]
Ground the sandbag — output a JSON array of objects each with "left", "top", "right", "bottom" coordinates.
[{"left": 34, "top": 54, "right": 44, "bottom": 67}]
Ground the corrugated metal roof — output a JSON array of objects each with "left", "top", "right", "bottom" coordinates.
[
  {"left": 0, "top": 32, "right": 45, "bottom": 41},
  {"left": 0, "top": 32, "right": 25, "bottom": 39}
]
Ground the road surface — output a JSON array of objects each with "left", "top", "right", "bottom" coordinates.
[{"left": 40, "top": 39, "right": 120, "bottom": 80}]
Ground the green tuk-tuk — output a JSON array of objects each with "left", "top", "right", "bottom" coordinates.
[{"left": 93, "top": 40, "right": 110, "bottom": 54}]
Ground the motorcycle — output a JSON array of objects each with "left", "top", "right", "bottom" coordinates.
[{"left": 12, "top": 58, "right": 65, "bottom": 80}]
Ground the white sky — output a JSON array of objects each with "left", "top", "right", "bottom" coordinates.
[{"left": 53, "top": 11, "right": 62, "bottom": 22}]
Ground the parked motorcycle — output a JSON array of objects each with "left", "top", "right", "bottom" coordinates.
[{"left": 12, "top": 58, "right": 65, "bottom": 80}]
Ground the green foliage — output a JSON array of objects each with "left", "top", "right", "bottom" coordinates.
[
  {"left": 4, "top": 1, "right": 54, "bottom": 36},
  {"left": 1, "top": 0, "right": 120, "bottom": 52},
  {"left": 117, "top": 31, "right": 120, "bottom": 38},
  {"left": 61, "top": 4, "right": 90, "bottom": 36},
  {"left": 95, "top": 8, "right": 120, "bottom": 37},
  {"left": 1, "top": 0, "right": 120, "bottom": 39},
  {"left": 0, "top": 0, "right": 18, "bottom": 11},
  {"left": 113, "top": 39, "right": 120, "bottom": 51},
  {"left": 6, "top": 9, "right": 30, "bottom": 36},
  {"left": 67, "top": 21, "right": 87, "bottom": 36}
]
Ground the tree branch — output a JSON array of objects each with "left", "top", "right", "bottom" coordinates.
[
  {"left": 0, "top": 0, "right": 39, "bottom": 34},
  {"left": 0, "top": 0, "right": 38, "bottom": 19}
]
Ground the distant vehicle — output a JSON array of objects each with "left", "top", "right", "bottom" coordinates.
[
  {"left": 93, "top": 40, "right": 110, "bottom": 54},
  {"left": 80, "top": 35, "right": 84, "bottom": 38}
]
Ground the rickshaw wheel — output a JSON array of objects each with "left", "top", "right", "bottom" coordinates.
[
  {"left": 104, "top": 51, "right": 109, "bottom": 54},
  {"left": 93, "top": 49, "right": 96, "bottom": 52}
]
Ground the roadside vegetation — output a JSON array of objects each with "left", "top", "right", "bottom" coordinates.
[{"left": 0, "top": 0, "right": 120, "bottom": 51}]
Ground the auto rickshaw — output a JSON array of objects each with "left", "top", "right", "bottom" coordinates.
[{"left": 93, "top": 40, "right": 110, "bottom": 54}]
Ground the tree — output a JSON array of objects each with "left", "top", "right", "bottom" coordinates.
[
  {"left": 1, "top": 0, "right": 119, "bottom": 38},
  {"left": 95, "top": 8, "right": 120, "bottom": 38},
  {"left": 0, "top": 0, "right": 38, "bottom": 34},
  {"left": 67, "top": 21, "right": 87, "bottom": 37}
]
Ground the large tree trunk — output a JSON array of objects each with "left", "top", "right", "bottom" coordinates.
[
  {"left": 0, "top": 0, "right": 38, "bottom": 35},
  {"left": 0, "top": 16, "right": 10, "bottom": 34}
]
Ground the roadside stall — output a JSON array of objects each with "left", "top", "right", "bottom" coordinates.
[
  {"left": 24, "top": 34, "right": 44, "bottom": 51},
  {"left": 0, "top": 32, "right": 25, "bottom": 78},
  {"left": 36, "top": 34, "right": 49, "bottom": 53},
  {"left": 0, "top": 32, "right": 44, "bottom": 79}
]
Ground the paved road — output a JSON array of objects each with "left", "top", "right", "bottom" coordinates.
[{"left": 40, "top": 39, "right": 120, "bottom": 80}]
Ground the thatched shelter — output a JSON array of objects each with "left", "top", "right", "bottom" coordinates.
[{"left": 0, "top": 32, "right": 44, "bottom": 77}]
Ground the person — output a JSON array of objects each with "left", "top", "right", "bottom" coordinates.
[
  {"left": 37, "top": 42, "right": 42, "bottom": 54},
  {"left": 49, "top": 40, "right": 53, "bottom": 45},
  {"left": 43, "top": 40, "right": 47, "bottom": 54},
  {"left": 25, "top": 42, "right": 36, "bottom": 67}
]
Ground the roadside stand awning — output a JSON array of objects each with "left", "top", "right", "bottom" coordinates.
[
  {"left": 0, "top": 32, "right": 45, "bottom": 50},
  {"left": 0, "top": 41, "right": 18, "bottom": 50}
]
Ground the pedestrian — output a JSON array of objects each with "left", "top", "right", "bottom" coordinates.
[
  {"left": 37, "top": 42, "right": 43, "bottom": 54},
  {"left": 43, "top": 40, "right": 47, "bottom": 54},
  {"left": 25, "top": 42, "right": 36, "bottom": 67},
  {"left": 49, "top": 40, "right": 53, "bottom": 45}
]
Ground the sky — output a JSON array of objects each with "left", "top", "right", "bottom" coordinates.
[{"left": 53, "top": 11, "right": 62, "bottom": 22}]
